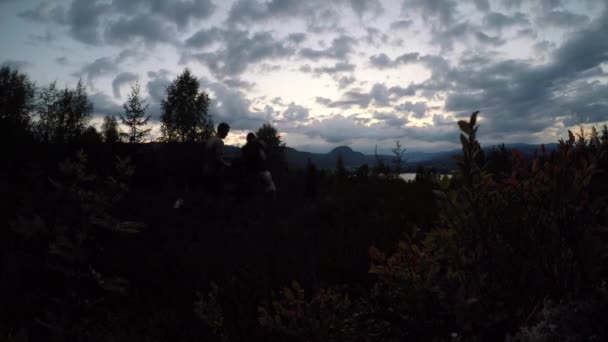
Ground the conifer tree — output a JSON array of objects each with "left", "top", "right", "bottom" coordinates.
[{"left": 120, "top": 81, "right": 150, "bottom": 143}]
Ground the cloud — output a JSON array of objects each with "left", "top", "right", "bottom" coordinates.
[
  {"left": 472, "top": 0, "right": 490, "bottom": 12},
  {"left": 374, "top": 112, "right": 408, "bottom": 127},
  {"left": 181, "top": 29, "right": 294, "bottom": 77},
  {"left": 538, "top": 10, "right": 589, "bottom": 28},
  {"left": 401, "top": 0, "right": 459, "bottom": 27},
  {"left": 474, "top": 31, "right": 506, "bottom": 46},
  {"left": 349, "top": 0, "right": 383, "bottom": 17},
  {"left": 55, "top": 57, "right": 68, "bottom": 65},
  {"left": 185, "top": 27, "right": 223, "bottom": 49},
  {"left": 369, "top": 52, "right": 419, "bottom": 69},
  {"left": 389, "top": 19, "right": 413, "bottom": 30},
  {"left": 66, "top": 0, "right": 111, "bottom": 44},
  {"left": 146, "top": 69, "right": 171, "bottom": 102},
  {"left": 299, "top": 35, "right": 357, "bottom": 60},
  {"left": 18, "top": 1, "right": 66, "bottom": 24},
  {"left": 483, "top": 12, "right": 529, "bottom": 31},
  {"left": 282, "top": 103, "right": 310, "bottom": 120},
  {"left": 202, "top": 80, "right": 275, "bottom": 130},
  {"left": 104, "top": 14, "right": 178, "bottom": 46},
  {"left": 89, "top": 91, "right": 122, "bottom": 117},
  {"left": 1, "top": 59, "right": 33, "bottom": 70},
  {"left": 73, "top": 57, "right": 118, "bottom": 84},
  {"left": 112, "top": 72, "right": 138, "bottom": 98},
  {"left": 309, "top": 62, "right": 356, "bottom": 75},
  {"left": 395, "top": 101, "right": 428, "bottom": 118},
  {"left": 112, "top": 0, "right": 216, "bottom": 30}
]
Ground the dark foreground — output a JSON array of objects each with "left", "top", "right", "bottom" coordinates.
[{"left": 3, "top": 114, "right": 608, "bottom": 341}]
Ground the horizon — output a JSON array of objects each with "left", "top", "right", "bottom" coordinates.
[{"left": 1, "top": 0, "right": 607, "bottom": 154}]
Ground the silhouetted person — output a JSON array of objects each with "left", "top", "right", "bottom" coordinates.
[
  {"left": 241, "top": 132, "right": 276, "bottom": 197},
  {"left": 204, "top": 122, "right": 230, "bottom": 195},
  {"left": 305, "top": 157, "right": 318, "bottom": 199}
]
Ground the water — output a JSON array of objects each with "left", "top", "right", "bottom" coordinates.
[
  {"left": 399, "top": 173, "right": 418, "bottom": 182},
  {"left": 399, "top": 173, "right": 452, "bottom": 182}
]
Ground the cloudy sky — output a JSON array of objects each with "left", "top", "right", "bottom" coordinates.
[{"left": 1, "top": 0, "right": 607, "bottom": 153}]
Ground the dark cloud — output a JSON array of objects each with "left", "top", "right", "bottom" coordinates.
[
  {"left": 374, "top": 112, "right": 408, "bottom": 127},
  {"left": 316, "top": 97, "right": 332, "bottom": 105},
  {"left": 111, "top": 0, "right": 216, "bottom": 30},
  {"left": 483, "top": 12, "right": 529, "bottom": 31},
  {"left": 287, "top": 32, "right": 307, "bottom": 44},
  {"left": 182, "top": 29, "right": 294, "bottom": 77},
  {"left": 474, "top": 31, "right": 506, "bottom": 46},
  {"left": 185, "top": 27, "right": 223, "bottom": 49},
  {"left": 312, "top": 62, "right": 356, "bottom": 75},
  {"left": 538, "top": 10, "right": 589, "bottom": 28},
  {"left": 389, "top": 19, "right": 413, "bottom": 30},
  {"left": 439, "top": 9, "right": 608, "bottom": 136},
  {"left": 349, "top": 0, "right": 383, "bottom": 17},
  {"left": 369, "top": 52, "right": 419, "bottom": 69},
  {"left": 203, "top": 80, "right": 274, "bottom": 130},
  {"left": 323, "top": 82, "right": 398, "bottom": 109},
  {"left": 146, "top": 69, "right": 171, "bottom": 104},
  {"left": 364, "top": 27, "right": 389, "bottom": 46},
  {"left": 89, "top": 92, "right": 122, "bottom": 117},
  {"left": 223, "top": 78, "right": 256, "bottom": 89},
  {"left": 226, "top": 0, "right": 382, "bottom": 27},
  {"left": 402, "top": 0, "right": 459, "bottom": 27},
  {"left": 112, "top": 72, "right": 138, "bottom": 98},
  {"left": 473, "top": 0, "right": 490, "bottom": 12},
  {"left": 73, "top": 57, "right": 118, "bottom": 85},
  {"left": 370, "top": 83, "right": 390, "bottom": 106},
  {"left": 104, "top": 14, "right": 177, "bottom": 46},
  {"left": 395, "top": 101, "right": 428, "bottom": 118},
  {"left": 299, "top": 35, "right": 357, "bottom": 61},
  {"left": 431, "top": 21, "right": 472, "bottom": 51},
  {"left": 389, "top": 84, "right": 417, "bottom": 98},
  {"left": 18, "top": 1, "right": 66, "bottom": 24},
  {"left": 283, "top": 103, "right": 310, "bottom": 120},
  {"left": 66, "top": 0, "right": 111, "bottom": 44},
  {"left": 55, "top": 57, "right": 68, "bottom": 65},
  {"left": 337, "top": 76, "right": 357, "bottom": 89}
]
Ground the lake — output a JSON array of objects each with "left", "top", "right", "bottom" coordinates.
[{"left": 399, "top": 173, "right": 452, "bottom": 182}]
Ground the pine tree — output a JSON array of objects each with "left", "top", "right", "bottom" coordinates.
[
  {"left": 160, "top": 69, "right": 213, "bottom": 142},
  {"left": 391, "top": 140, "right": 407, "bottom": 174},
  {"left": 120, "top": 81, "right": 151, "bottom": 143}
]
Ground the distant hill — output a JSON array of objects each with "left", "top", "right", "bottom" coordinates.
[{"left": 226, "top": 143, "right": 558, "bottom": 172}]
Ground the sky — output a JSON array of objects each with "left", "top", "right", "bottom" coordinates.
[{"left": 1, "top": 0, "right": 607, "bottom": 153}]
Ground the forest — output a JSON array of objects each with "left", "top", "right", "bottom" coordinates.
[{"left": 2, "top": 65, "right": 608, "bottom": 341}]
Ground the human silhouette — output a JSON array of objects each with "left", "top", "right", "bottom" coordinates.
[
  {"left": 241, "top": 132, "right": 276, "bottom": 197},
  {"left": 204, "top": 122, "right": 230, "bottom": 195}
]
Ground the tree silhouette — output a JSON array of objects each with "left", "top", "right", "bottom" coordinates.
[
  {"left": 36, "top": 80, "right": 93, "bottom": 143},
  {"left": 120, "top": 80, "right": 150, "bottom": 143},
  {"left": 256, "top": 123, "right": 287, "bottom": 174},
  {"left": 101, "top": 115, "right": 120, "bottom": 144},
  {"left": 391, "top": 140, "right": 407, "bottom": 174},
  {"left": 160, "top": 69, "right": 213, "bottom": 142},
  {"left": 0, "top": 66, "right": 35, "bottom": 133}
]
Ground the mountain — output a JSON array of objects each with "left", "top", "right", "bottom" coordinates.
[{"left": 228, "top": 143, "right": 558, "bottom": 172}]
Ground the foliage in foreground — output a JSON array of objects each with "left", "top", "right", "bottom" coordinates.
[{"left": 257, "top": 112, "right": 608, "bottom": 341}]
